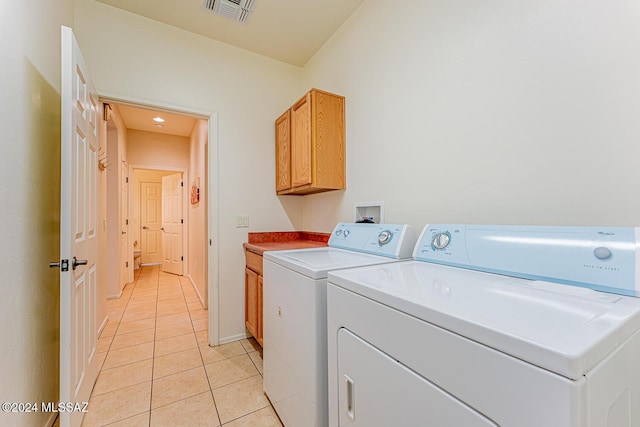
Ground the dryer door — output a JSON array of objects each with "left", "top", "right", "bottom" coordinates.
[{"left": 337, "top": 328, "right": 498, "bottom": 427}]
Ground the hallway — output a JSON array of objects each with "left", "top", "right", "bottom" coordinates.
[{"left": 80, "top": 266, "right": 281, "bottom": 426}]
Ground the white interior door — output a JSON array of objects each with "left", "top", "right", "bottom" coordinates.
[
  {"left": 59, "top": 25, "right": 99, "bottom": 427},
  {"left": 162, "top": 173, "right": 183, "bottom": 275},
  {"left": 140, "top": 181, "right": 162, "bottom": 264},
  {"left": 119, "top": 163, "right": 129, "bottom": 285}
]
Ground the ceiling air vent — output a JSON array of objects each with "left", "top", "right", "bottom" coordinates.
[{"left": 203, "top": 0, "right": 257, "bottom": 24}]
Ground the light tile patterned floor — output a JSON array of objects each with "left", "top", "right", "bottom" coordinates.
[{"left": 79, "top": 265, "right": 282, "bottom": 427}]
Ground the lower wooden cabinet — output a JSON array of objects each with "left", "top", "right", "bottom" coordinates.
[{"left": 244, "top": 251, "right": 263, "bottom": 346}]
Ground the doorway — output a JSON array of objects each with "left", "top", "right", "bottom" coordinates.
[
  {"left": 100, "top": 97, "right": 219, "bottom": 346},
  {"left": 135, "top": 169, "right": 184, "bottom": 268}
]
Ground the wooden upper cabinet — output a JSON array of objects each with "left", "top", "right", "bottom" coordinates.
[
  {"left": 275, "top": 89, "right": 345, "bottom": 195},
  {"left": 275, "top": 110, "right": 291, "bottom": 192}
]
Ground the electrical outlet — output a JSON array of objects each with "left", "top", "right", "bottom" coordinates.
[{"left": 236, "top": 214, "right": 249, "bottom": 228}]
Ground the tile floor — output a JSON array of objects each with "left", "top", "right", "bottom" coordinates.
[{"left": 78, "top": 265, "right": 282, "bottom": 427}]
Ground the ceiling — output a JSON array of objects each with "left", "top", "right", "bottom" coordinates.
[
  {"left": 96, "top": 0, "right": 364, "bottom": 67},
  {"left": 113, "top": 104, "right": 197, "bottom": 137}
]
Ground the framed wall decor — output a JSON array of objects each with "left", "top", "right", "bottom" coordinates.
[{"left": 190, "top": 177, "right": 200, "bottom": 204}]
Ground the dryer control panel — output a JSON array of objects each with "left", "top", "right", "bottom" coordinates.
[
  {"left": 414, "top": 224, "right": 640, "bottom": 297},
  {"left": 329, "top": 223, "right": 418, "bottom": 259}
]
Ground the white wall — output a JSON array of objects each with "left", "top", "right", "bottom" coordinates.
[
  {"left": 74, "top": 0, "right": 305, "bottom": 341},
  {"left": 0, "top": 0, "right": 74, "bottom": 426},
  {"left": 301, "top": 0, "right": 640, "bottom": 232},
  {"left": 188, "top": 120, "right": 209, "bottom": 308}
]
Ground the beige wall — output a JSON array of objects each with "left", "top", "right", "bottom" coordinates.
[
  {"left": 127, "top": 130, "right": 190, "bottom": 170},
  {"left": 301, "top": 0, "right": 640, "bottom": 232},
  {"left": 74, "top": 0, "right": 305, "bottom": 341},
  {"left": 188, "top": 120, "right": 209, "bottom": 308},
  {"left": 0, "top": 0, "right": 75, "bottom": 426}
]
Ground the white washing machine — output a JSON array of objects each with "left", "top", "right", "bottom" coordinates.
[
  {"left": 263, "top": 222, "right": 418, "bottom": 427},
  {"left": 327, "top": 224, "right": 640, "bottom": 427}
]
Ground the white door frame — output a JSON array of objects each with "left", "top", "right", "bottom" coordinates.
[{"left": 99, "top": 93, "right": 219, "bottom": 347}]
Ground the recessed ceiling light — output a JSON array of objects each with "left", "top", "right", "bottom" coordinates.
[{"left": 153, "top": 117, "right": 165, "bottom": 123}]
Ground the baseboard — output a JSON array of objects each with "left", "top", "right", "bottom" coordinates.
[
  {"left": 186, "top": 274, "right": 207, "bottom": 309},
  {"left": 106, "top": 288, "right": 123, "bottom": 300},
  {"left": 218, "top": 333, "right": 248, "bottom": 345},
  {"left": 97, "top": 315, "right": 109, "bottom": 337},
  {"left": 107, "top": 280, "right": 134, "bottom": 300}
]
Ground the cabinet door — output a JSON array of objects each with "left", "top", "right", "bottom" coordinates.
[
  {"left": 290, "top": 92, "right": 312, "bottom": 188},
  {"left": 275, "top": 110, "right": 291, "bottom": 192},
  {"left": 245, "top": 268, "right": 259, "bottom": 339},
  {"left": 257, "top": 274, "right": 264, "bottom": 346}
]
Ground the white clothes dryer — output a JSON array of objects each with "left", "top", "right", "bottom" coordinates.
[
  {"left": 327, "top": 224, "right": 640, "bottom": 427},
  {"left": 263, "top": 222, "right": 418, "bottom": 427}
]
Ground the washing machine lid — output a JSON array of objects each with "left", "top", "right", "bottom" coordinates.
[
  {"left": 328, "top": 261, "right": 640, "bottom": 380},
  {"left": 264, "top": 247, "right": 399, "bottom": 279}
]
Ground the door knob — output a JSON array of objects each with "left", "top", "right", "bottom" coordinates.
[
  {"left": 121, "top": 231, "right": 127, "bottom": 235},
  {"left": 72, "top": 256, "right": 87, "bottom": 270},
  {"left": 49, "top": 259, "right": 69, "bottom": 271},
  {"left": 142, "top": 226, "right": 149, "bottom": 230}
]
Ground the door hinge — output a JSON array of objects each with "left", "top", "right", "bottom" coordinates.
[
  {"left": 181, "top": 181, "right": 184, "bottom": 187},
  {"left": 209, "top": 239, "right": 212, "bottom": 246},
  {"left": 126, "top": 219, "right": 128, "bottom": 225},
  {"left": 126, "top": 261, "right": 129, "bottom": 267},
  {"left": 181, "top": 256, "right": 184, "bottom": 261},
  {"left": 126, "top": 177, "right": 129, "bottom": 183},
  {"left": 181, "top": 219, "right": 184, "bottom": 224}
]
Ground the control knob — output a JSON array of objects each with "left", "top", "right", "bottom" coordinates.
[
  {"left": 378, "top": 230, "right": 393, "bottom": 246},
  {"left": 432, "top": 232, "right": 451, "bottom": 250}
]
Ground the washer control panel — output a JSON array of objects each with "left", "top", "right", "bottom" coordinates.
[
  {"left": 414, "top": 224, "right": 640, "bottom": 297},
  {"left": 329, "top": 223, "right": 418, "bottom": 259}
]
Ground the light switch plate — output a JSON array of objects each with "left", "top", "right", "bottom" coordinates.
[{"left": 236, "top": 214, "right": 249, "bottom": 228}]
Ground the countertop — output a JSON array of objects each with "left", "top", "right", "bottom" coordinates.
[{"left": 243, "top": 231, "right": 330, "bottom": 256}]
